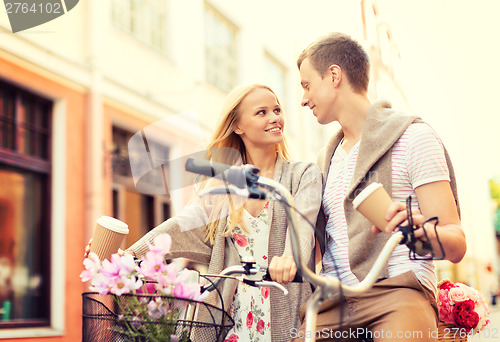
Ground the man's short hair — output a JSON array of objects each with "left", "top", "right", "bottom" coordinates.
[{"left": 297, "top": 32, "right": 370, "bottom": 93}]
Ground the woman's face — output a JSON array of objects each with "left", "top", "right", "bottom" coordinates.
[{"left": 234, "top": 88, "right": 284, "bottom": 150}]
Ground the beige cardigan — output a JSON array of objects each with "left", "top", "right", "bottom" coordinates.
[
  {"left": 316, "top": 100, "right": 460, "bottom": 282},
  {"left": 128, "top": 156, "right": 322, "bottom": 342}
]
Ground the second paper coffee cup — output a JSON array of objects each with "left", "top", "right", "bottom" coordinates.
[
  {"left": 89, "top": 216, "right": 129, "bottom": 261},
  {"left": 352, "top": 183, "right": 393, "bottom": 229}
]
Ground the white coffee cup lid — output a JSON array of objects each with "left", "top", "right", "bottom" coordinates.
[
  {"left": 97, "top": 216, "right": 129, "bottom": 234},
  {"left": 352, "top": 183, "right": 383, "bottom": 209}
]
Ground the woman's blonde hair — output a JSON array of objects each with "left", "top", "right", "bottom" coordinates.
[{"left": 202, "top": 84, "right": 290, "bottom": 244}]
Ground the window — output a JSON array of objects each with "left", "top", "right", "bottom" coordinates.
[
  {"left": 263, "top": 52, "right": 286, "bottom": 101},
  {"left": 111, "top": 0, "right": 168, "bottom": 53},
  {"left": 204, "top": 4, "right": 238, "bottom": 92},
  {"left": 111, "top": 127, "right": 171, "bottom": 248},
  {"left": 0, "top": 80, "right": 52, "bottom": 328}
]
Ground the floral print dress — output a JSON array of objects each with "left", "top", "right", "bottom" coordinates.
[{"left": 225, "top": 202, "right": 271, "bottom": 342}]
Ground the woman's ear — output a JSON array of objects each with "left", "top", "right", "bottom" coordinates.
[{"left": 233, "top": 127, "right": 243, "bottom": 135}]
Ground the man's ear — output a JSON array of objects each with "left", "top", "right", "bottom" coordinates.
[{"left": 328, "top": 64, "right": 342, "bottom": 87}]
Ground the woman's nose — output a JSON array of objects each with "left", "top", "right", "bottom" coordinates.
[{"left": 269, "top": 112, "right": 279, "bottom": 123}]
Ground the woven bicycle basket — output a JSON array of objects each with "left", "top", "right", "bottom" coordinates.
[
  {"left": 82, "top": 292, "right": 234, "bottom": 342},
  {"left": 437, "top": 321, "right": 468, "bottom": 342}
]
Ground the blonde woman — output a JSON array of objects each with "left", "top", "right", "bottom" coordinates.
[{"left": 123, "top": 84, "right": 321, "bottom": 341}]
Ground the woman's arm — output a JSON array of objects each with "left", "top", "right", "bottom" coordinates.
[
  {"left": 270, "top": 163, "right": 323, "bottom": 283},
  {"left": 127, "top": 216, "right": 213, "bottom": 264}
]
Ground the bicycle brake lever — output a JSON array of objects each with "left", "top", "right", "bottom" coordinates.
[{"left": 242, "top": 279, "right": 289, "bottom": 296}]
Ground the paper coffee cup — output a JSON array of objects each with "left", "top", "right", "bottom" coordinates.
[
  {"left": 352, "top": 183, "right": 393, "bottom": 229},
  {"left": 89, "top": 216, "right": 129, "bottom": 261}
]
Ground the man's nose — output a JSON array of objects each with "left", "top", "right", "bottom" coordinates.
[{"left": 301, "top": 95, "right": 309, "bottom": 107}]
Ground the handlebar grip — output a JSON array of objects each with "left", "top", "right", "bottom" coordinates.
[
  {"left": 264, "top": 268, "right": 303, "bottom": 283},
  {"left": 185, "top": 158, "right": 247, "bottom": 189}
]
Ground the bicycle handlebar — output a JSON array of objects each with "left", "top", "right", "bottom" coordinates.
[
  {"left": 185, "top": 157, "right": 442, "bottom": 342},
  {"left": 185, "top": 158, "right": 249, "bottom": 189}
]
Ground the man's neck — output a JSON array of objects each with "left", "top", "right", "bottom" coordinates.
[{"left": 337, "top": 94, "right": 371, "bottom": 143}]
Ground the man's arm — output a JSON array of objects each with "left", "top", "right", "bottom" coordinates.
[{"left": 380, "top": 180, "right": 466, "bottom": 263}]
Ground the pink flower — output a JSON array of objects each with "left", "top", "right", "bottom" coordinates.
[
  {"left": 147, "top": 297, "right": 167, "bottom": 319},
  {"left": 100, "top": 254, "right": 123, "bottom": 280},
  {"left": 173, "top": 282, "right": 201, "bottom": 300},
  {"left": 147, "top": 233, "right": 172, "bottom": 256},
  {"left": 80, "top": 252, "right": 101, "bottom": 282},
  {"left": 449, "top": 287, "right": 470, "bottom": 304},
  {"left": 233, "top": 233, "right": 247, "bottom": 247},
  {"left": 90, "top": 273, "right": 112, "bottom": 295},
  {"left": 246, "top": 311, "right": 253, "bottom": 328},
  {"left": 261, "top": 287, "right": 269, "bottom": 299},
  {"left": 139, "top": 251, "right": 168, "bottom": 279},
  {"left": 172, "top": 269, "right": 204, "bottom": 301},
  {"left": 225, "top": 334, "right": 239, "bottom": 342},
  {"left": 100, "top": 253, "right": 135, "bottom": 279},
  {"left": 438, "top": 290, "right": 455, "bottom": 324},
  {"left": 454, "top": 299, "right": 479, "bottom": 330},
  {"left": 437, "top": 280, "right": 491, "bottom": 335},
  {"left": 109, "top": 274, "right": 142, "bottom": 296},
  {"left": 257, "top": 320, "right": 265, "bottom": 334},
  {"left": 438, "top": 280, "right": 458, "bottom": 290}
]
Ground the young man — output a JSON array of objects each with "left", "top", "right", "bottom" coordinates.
[{"left": 293, "top": 32, "right": 466, "bottom": 341}]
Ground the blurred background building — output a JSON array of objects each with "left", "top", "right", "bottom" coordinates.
[{"left": 0, "top": 0, "right": 498, "bottom": 340}]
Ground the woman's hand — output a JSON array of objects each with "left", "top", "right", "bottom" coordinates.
[
  {"left": 268, "top": 255, "right": 297, "bottom": 285},
  {"left": 83, "top": 238, "right": 93, "bottom": 258}
]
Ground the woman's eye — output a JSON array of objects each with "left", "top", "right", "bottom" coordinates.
[
  {"left": 257, "top": 110, "right": 266, "bottom": 115},
  {"left": 274, "top": 108, "right": 282, "bottom": 114}
]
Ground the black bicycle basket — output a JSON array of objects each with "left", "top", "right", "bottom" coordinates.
[{"left": 82, "top": 292, "right": 234, "bottom": 342}]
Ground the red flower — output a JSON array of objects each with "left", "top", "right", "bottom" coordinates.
[
  {"left": 262, "top": 255, "right": 267, "bottom": 260},
  {"left": 233, "top": 233, "right": 248, "bottom": 247},
  {"left": 257, "top": 320, "right": 265, "bottom": 334},
  {"left": 439, "top": 280, "right": 458, "bottom": 290},
  {"left": 246, "top": 311, "right": 253, "bottom": 328},
  {"left": 261, "top": 286, "right": 269, "bottom": 299},
  {"left": 453, "top": 299, "right": 479, "bottom": 330},
  {"left": 225, "top": 333, "right": 239, "bottom": 342},
  {"left": 263, "top": 201, "right": 269, "bottom": 209}
]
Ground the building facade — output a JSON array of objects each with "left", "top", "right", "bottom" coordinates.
[{"left": 0, "top": 0, "right": 494, "bottom": 340}]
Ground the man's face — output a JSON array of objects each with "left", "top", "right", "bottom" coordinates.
[{"left": 299, "top": 58, "right": 336, "bottom": 125}]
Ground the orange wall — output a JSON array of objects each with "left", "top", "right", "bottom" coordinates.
[{"left": 0, "top": 57, "right": 86, "bottom": 341}]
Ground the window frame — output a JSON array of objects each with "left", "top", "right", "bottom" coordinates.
[
  {"left": 204, "top": 3, "right": 238, "bottom": 92},
  {"left": 111, "top": 126, "right": 172, "bottom": 241},
  {"left": 111, "top": 0, "right": 169, "bottom": 54},
  {"left": 0, "top": 79, "right": 53, "bottom": 330}
]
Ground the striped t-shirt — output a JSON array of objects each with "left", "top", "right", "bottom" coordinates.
[{"left": 321, "top": 122, "right": 450, "bottom": 293}]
